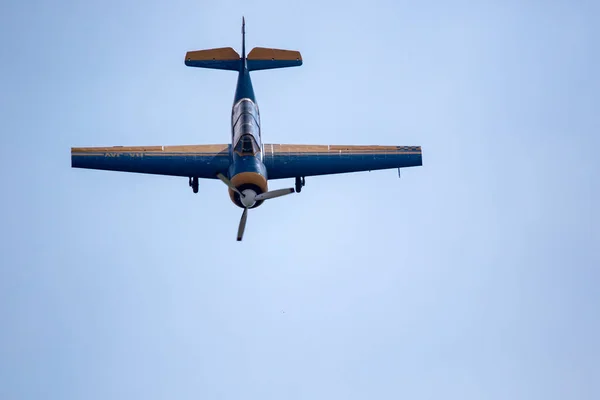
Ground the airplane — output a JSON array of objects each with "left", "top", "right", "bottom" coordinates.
[{"left": 71, "top": 17, "right": 423, "bottom": 241}]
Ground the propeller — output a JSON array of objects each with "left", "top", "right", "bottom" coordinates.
[
  {"left": 217, "top": 173, "right": 243, "bottom": 196},
  {"left": 217, "top": 173, "right": 295, "bottom": 241},
  {"left": 237, "top": 207, "right": 248, "bottom": 241},
  {"left": 255, "top": 188, "right": 295, "bottom": 201}
]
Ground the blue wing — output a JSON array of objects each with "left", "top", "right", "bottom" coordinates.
[
  {"left": 263, "top": 144, "right": 422, "bottom": 179},
  {"left": 71, "top": 144, "right": 231, "bottom": 178}
]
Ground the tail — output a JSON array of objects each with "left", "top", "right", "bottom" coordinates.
[
  {"left": 184, "top": 17, "right": 302, "bottom": 72},
  {"left": 241, "top": 16, "right": 246, "bottom": 61}
]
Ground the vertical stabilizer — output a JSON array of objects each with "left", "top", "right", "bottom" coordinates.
[{"left": 241, "top": 17, "right": 246, "bottom": 62}]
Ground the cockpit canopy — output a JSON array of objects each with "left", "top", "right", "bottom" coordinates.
[
  {"left": 234, "top": 134, "right": 261, "bottom": 156},
  {"left": 232, "top": 98, "right": 262, "bottom": 157},
  {"left": 232, "top": 98, "right": 260, "bottom": 129}
]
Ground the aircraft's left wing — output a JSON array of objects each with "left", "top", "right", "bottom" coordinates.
[
  {"left": 263, "top": 144, "right": 422, "bottom": 179},
  {"left": 71, "top": 144, "right": 231, "bottom": 178}
]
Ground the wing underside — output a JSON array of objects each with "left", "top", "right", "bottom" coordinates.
[
  {"left": 71, "top": 143, "right": 421, "bottom": 179},
  {"left": 263, "top": 144, "right": 422, "bottom": 179},
  {"left": 71, "top": 144, "right": 231, "bottom": 178}
]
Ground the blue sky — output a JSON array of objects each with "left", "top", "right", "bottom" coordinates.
[{"left": 1, "top": 0, "right": 598, "bottom": 399}]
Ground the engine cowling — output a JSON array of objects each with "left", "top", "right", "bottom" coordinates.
[{"left": 228, "top": 171, "right": 268, "bottom": 209}]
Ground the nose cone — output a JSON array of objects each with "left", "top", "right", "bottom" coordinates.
[{"left": 240, "top": 189, "right": 257, "bottom": 208}]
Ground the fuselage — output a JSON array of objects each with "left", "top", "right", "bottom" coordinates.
[{"left": 227, "top": 61, "right": 268, "bottom": 209}]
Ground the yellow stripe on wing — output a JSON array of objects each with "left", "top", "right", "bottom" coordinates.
[{"left": 71, "top": 144, "right": 230, "bottom": 156}]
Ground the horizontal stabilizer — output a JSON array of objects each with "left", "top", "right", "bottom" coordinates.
[
  {"left": 185, "top": 47, "right": 241, "bottom": 71},
  {"left": 247, "top": 47, "right": 302, "bottom": 71}
]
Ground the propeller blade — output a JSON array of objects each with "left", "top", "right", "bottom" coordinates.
[
  {"left": 255, "top": 188, "right": 295, "bottom": 201},
  {"left": 217, "top": 173, "right": 243, "bottom": 196},
  {"left": 237, "top": 207, "right": 248, "bottom": 241}
]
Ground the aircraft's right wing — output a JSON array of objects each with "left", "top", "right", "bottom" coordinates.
[{"left": 263, "top": 144, "right": 422, "bottom": 179}]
